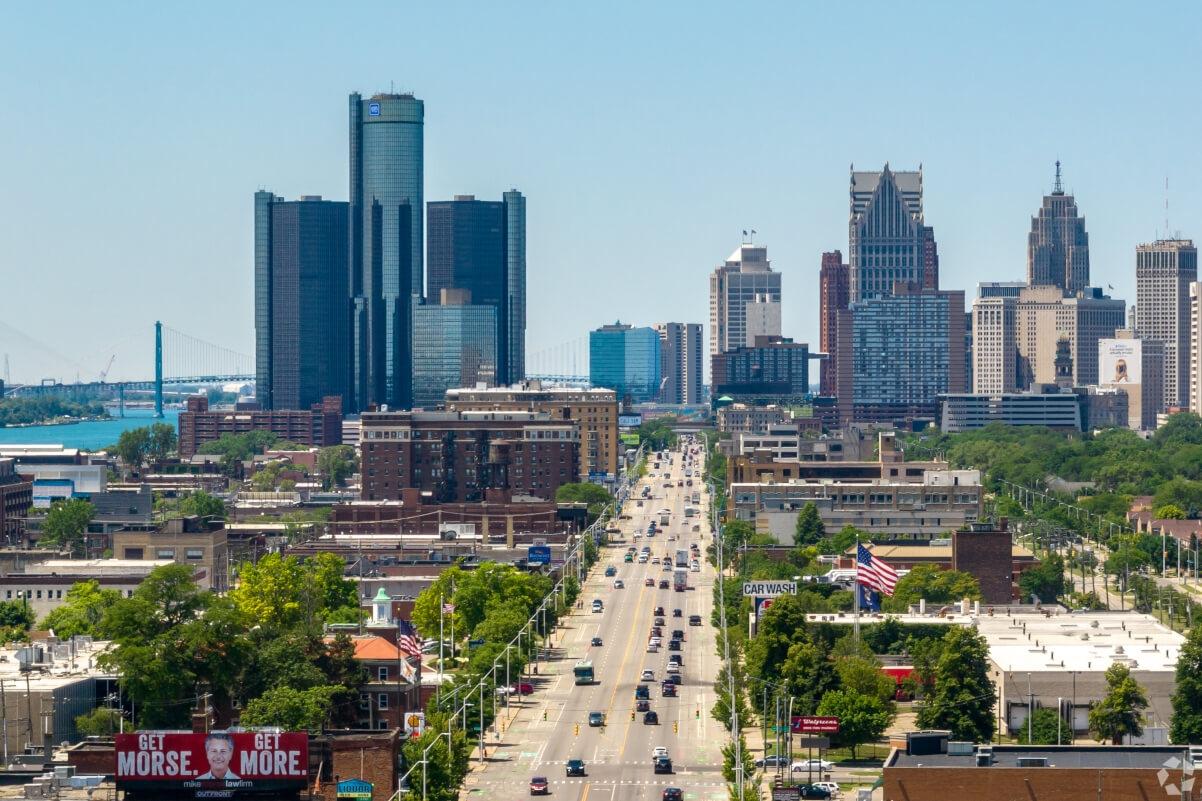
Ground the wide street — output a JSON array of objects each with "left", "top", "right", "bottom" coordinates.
[{"left": 461, "top": 439, "right": 726, "bottom": 801}]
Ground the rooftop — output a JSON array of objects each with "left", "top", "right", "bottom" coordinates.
[
  {"left": 979, "top": 611, "right": 1184, "bottom": 673},
  {"left": 889, "top": 744, "right": 1193, "bottom": 770},
  {"left": 21, "top": 558, "right": 174, "bottom": 576},
  {"left": 0, "top": 638, "right": 114, "bottom": 687}
]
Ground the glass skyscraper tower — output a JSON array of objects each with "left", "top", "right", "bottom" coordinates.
[{"left": 349, "top": 92, "right": 424, "bottom": 411}]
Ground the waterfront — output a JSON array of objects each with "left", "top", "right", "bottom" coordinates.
[{"left": 0, "top": 408, "right": 180, "bottom": 451}]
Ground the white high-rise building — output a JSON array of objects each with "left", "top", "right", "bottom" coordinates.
[
  {"left": 1135, "top": 239, "right": 1197, "bottom": 410},
  {"left": 972, "top": 296, "right": 1018, "bottom": 394},
  {"left": 1189, "top": 282, "right": 1202, "bottom": 415},
  {"left": 654, "top": 323, "right": 704, "bottom": 405},
  {"left": 709, "top": 244, "right": 782, "bottom": 357}
]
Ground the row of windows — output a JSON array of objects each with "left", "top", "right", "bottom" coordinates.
[{"left": 6, "top": 587, "right": 135, "bottom": 600}]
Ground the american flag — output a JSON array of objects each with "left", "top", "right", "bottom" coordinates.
[
  {"left": 856, "top": 543, "right": 899, "bottom": 597},
  {"left": 442, "top": 602, "right": 455, "bottom": 614},
  {"left": 398, "top": 620, "right": 423, "bottom": 659}
]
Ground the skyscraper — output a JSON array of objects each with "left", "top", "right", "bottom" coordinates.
[
  {"left": 1134, "top": 239, "right": 1197, "bottom": 409},
  {"left": 254, "top": 192, "right": 349, "bottom": 410},
  {"left": 589, "top": 323, "right": 662, "bottom": 404},
  {"left": 1027, "top": 162, "right": 1090, "bottom": 293},
  {"left": 848, "top": 166, "right": 938, "bottom": 301},
  {"left": 412, "top": 290, "right": 498, "bottom": 409},
  {"left": 654, "top": 323, "right": 703, "bottom": 405},
  {"left": 819, "top": 251, "right": 849, "bottom": 396},
  {"left": 1015, "top": 286, "right": 1125, "bottom": 387},
  {"left": 709, "top": 244, "right": 781, "bottom": 356},
  {"left": 425, "top": 191, "right": 526, "bottom": 384},
  {"left": 349, "top": 92, "right": 424, "bottom": 411},
  {"left": 971, "top": 295, "right": 1018, "bottom": 394}
]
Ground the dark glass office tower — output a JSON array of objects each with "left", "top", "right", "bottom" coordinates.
[
  {"left": 349, "top": 92, "right": 424, "bottom": 411},
  {"left": 253, "top": 192, "right": 349, "bottom": 410},
  {"left": 426, "top": 190, "right": 526, "bottom": 384}
]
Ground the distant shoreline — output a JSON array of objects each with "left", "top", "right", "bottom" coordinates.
[{"left": 0, "top": 414, "right": 111, "bottom": 429}]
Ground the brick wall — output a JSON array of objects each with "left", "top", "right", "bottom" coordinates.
[
  {"left": 884, "top": 766, "right": 1183, "bottom": 801},
  {"left": 312, "top": 731, "right": 400, "bottom": 801},
  {"left": 952, "top": 527, "right": 1016, "bottom": 604}
]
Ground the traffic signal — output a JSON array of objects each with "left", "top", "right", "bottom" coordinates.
[
  {"left": 695, "top": 709, "right": 700, "bottom": 719},
  {"left": 543, "top": 710, "right": 548, "bottom": 721},
  {"left": 574, "top": 724, "right": 580, "bottom": 736},
  {"left": 630, "top": 711, "right": 635, "bottom": 721},
  {"left": 673, "top": 722, "right": 679, "bottom": 734}
]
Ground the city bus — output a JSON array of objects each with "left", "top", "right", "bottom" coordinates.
[{"left": 574, "top": 660, "right": 595, "bottom": 685}]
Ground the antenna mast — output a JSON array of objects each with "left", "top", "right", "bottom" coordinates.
[{"left": 1053, "top": 160, "right": 1063, "bottom": 194}]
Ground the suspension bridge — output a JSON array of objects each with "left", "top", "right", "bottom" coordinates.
[{"left": 2, "top": 322, "right": 254, "bottom": 417}]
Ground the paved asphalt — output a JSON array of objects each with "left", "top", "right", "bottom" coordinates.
[{"left": 461, "top": 440, "right": 726, "bottom": 801}]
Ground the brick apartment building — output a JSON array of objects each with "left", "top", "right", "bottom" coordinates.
[
  {"left": 359, "top": 410, "right": 579, "bottom": 503},
  {"left": 0, "top": 459, "right": 32, "bottom": 544},
  {"left": 177, "top": 395, "right": 343, "bottom": 458},
  {"left": 445, "top": 383, "right": 618, "bottom": 480},
  {"left": 111, "top": 516, "right": 229, "bottom": 591}
]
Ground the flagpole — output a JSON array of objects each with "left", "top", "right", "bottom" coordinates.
[
  {"left": 853, "top": 535, "right": 861, "bottom": 647},
  {"left": 438, "top": 593, "right": 444, "bottom": 703}
]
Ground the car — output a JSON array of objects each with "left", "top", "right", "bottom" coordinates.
[
  {"left": 662, "top": 563, "right": 672, "bottom": 572},
  {"left": 663, "top": 788, "right": 683, "bottom": 801},
  {"left": 652, "top": 557, "right": 661, "bottom": 565},
  {"left": 604, "top": 566, "right": 616, "bottom": 577},
  {"left": 654, "top": 617, "right": 665, "bottom": 626},
  {"left": 691, "top": 524, "right": 701, "bottom": 532},
  {"left": 624, "top": 554, "right": 634, "bottom": 562},
  {"left": 689, "top": 614, "right": 702, "bottom": 626},
  {"left": 754, "top": 755, "right": 790, "bottom": 768},
  {"left": 654, "top": 606, "right": 665, "bottom": 615},
  {"left": 668, "top": 639, "right": 681, "bottom": 651},
  {"left": 650, "top": 627, "right": 663, "bottom": 637},
  {"left": 588, "top": 711, "right": 605, "bottom": 727},
  {"left": 641, "top": 669, "right": 655, "bottom": 681},
  {"left": 653, "top": 756, "right": 673, "bottom": 774},
  {"left": 530, "top": 776, "right": 550, "bottom": 795},
  {"left": 636, "top": 699, "right": 650, "bottom": 712},
  {"left": 566, "top": 759, "right": 586, "bottom": 777},
  {"left": 672, "top": 608, "right": 682, "bottom": 617},
  {"left": 652, "top": 746, "right": 670, "bottom": 760},
  {"left": 668, "top": 654, "right": 682, "bottom": 666},
  {"left": 646, "top": 642, "right": 659, "bottom": 653},
  {"left": 659, "top": 580, "right": 669, "bottom": 589},
  {"left": 660, "top": 682, "right": 676, "bottom": 696},
  {"left": 613, "top": 579, "right": 625, "bottom": 589},
  {"left": 666, "top": 664, "right": 681, "bottom": 675},
  {"left": 791, "top": 759, "right": 834, "bottom": 774},
  {"left": 512, "top": 683, "right": 534, "bottom": 695},
  {"left": 690, "top": 562, "right": 700, "bottom": 572},
  {"left": 668, "top": 673, "right": 682, "bottom": 685},
  {"left": 797, "top": 785, "right": 833, "bottom": 800},
  {"left": 644, "top": 577, "right": 655, "bottom": 586},
  {"left": 643, "top": 710, "right": 659, "bottom": 725},
  {"left": 590, "top": 636, "right": 603, "bottom": 647},
  {"left": 635, "top": 685, "right": 650, "bottom": 700},
  {"left": 671, "top": 629, "right": 684, "bottom": 640},
  {"left": 812, "top": 781, "right": 841, "bottom": 798},
  {"left": 638, "top": 556, "right": 649, "bottom": 564}
]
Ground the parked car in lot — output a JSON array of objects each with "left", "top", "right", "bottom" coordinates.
[
  {"left": 812, "top": 781, "right": 840, "bottom": 798},
  {"left": 529, "top": 776, "right": 549, "bottom": 795},
  {"left": 797, "top": 785, "right": 832, "bottom": 799},
  {"left": 591, "top": 636, "right": 603, "bottom": 646}
]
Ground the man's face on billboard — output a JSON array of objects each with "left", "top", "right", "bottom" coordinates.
[{"left": 205, "top": 739, "right": 233, "bottom": 777}]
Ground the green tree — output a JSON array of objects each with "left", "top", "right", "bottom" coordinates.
[
  {"left": 794, "top": 502, "right": 825, "bottom": 547},
  {"left": 836, "top": 654, "right": 897, "bottom": 704},
  {"left": 178, "top": 490, "right": 225, "bottom": 520},
  {"left": 883, "top": 565, "right": 982, "bottom": 612},
  {"left": 75, "top": 707, "right": 125, "bottom": 737},
  {"left": 720, "top": 733, "right": 758, "bottom": 801},
  {"left": 40, "top": 498, "right": 94, "bottom": 556},
  {"left": 1156, "top": 504, "right": 1187, "bottom": 520},
  {"left": 147, "top": 422, "right": 178, "bottom": 463},
  {"left": 1018, "top": 554, "right": 1066, "bottom": 603},
  {"left": 1171, "top": 625, "right": 1202, "bottom": 744},
  {"left": 1017, "top": 707, "right": 1070, "bottom": 744},
  {"left": 239, "top": 685, "right": 342, "bottom": 731},
  {"left": 0, "top": 600, "right": 34, "bottom": 631},
  {"left": 1089, "top": 663, "right": 1148, "bottom": 744},
  {"left": 38, "top": 580, "right": 121, "bottom": 638},
  {"left": 1105, "top": 546, "right": 1150, "bottom": 590},
  {"left": 819, "top": 525, "right": 863, "bottom": 556},
  {"left": 232, "top": 552, "right": 358, "bottom": 632},
  {"left": 317, "top": 445, "right": 356, "bottom": 490},
  {"left": 555, "top": 483, "right": 614, "bottom": 520},
  {"left": 916, "top": 626, "right": 996, "bottom": 742},
  {"left": 115, "top": 426, "right": 151, "bottom": 468},
  {"left": 816, "top": 689, "right": 893, "bottom": 759}
]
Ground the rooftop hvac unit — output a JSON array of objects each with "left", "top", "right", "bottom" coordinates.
[
  {"left": 947, "top": 742, "right": 974, "bottom": 756},
  {"left": 1016, "top": 757, "right": 1048, "bottom": 768},
  {"left": 975, "top": 753, "right": 992, "bottom": 767}
]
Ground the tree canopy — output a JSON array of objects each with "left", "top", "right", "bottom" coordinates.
[
  {"left": 883, "top": 564, "right": 981, "bottom": 612},
  {"left": 1171, "top": 625, "right": 1202, "bottom": 744},
  {"left": 794, "top": 502, "right": 825, "bottom": 547},
  {"left": 40, "top": 498, "right": 94, "bottom": 556},
  {"left": 1089, "top": 663, "right": 1148, "bottom": 744},
  {"left": 915, "top": 626, "right": 996, "bottom": 742},
  {"left": 39, "top": 580, "right": 122, "bottom": 638}
]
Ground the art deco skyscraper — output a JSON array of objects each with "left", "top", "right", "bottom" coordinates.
[
  {"left": 349, "top": 92, "right": 424, "bottom": 411},
  {"left": 848, "top": 166, "right": 938, "bottom": 301},
  {"left": 1027, "top": 162, "right": 1090, "bottom": 294},
  {"left": 1135, "top": 239, "right": 1197, "bottom": 408}
]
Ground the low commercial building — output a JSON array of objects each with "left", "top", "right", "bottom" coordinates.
[
  {"left": 111, "top": 516, "right": 229, "bottom": 591},
  {"left": 0, "top": 458, "right": 32, "bottom": 543},
  {"left": 446, "top": 382, "right": 619, "bottom": 481},
  {"left": 329, "top": 494, "right": 570, "bottom": 539},
  {"left": 884, "top": 737, "right": 1196, "bottom": 801},
  {"left": 939, "top": 385, "right": 1129, "bottom": 433},
  {"left": 359, "top": 410, "right": 579, "bottom": 504},
  {"left": 177, "top": 395, "right": 343, "bottom": 458},
  {"left": 716, "top": 404, "right": 790, "bottom": 434},
  {"left": 2, "top": 558, "right": 175, "bottom": 617}
]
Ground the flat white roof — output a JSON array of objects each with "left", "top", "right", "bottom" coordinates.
[{"left": 980, "top": 611, "right": 1184, "bottom": 674}]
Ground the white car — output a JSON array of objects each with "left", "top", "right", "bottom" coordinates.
[
  {"left": 812, "top": 781, "right": 840, "bottom": 798},
  {"left": 790, "top": 759, "right": 833, "bottom": 774},
  {"left": 690, "top": 561, "right": 700, "bottom": 572},
  {"left": 613, "top": 579, "right": 625, "bottom": 589},
  {"left": 665, "top": 664, "right": 681, "bottom": 675},
  {"left": 646, "top": 642, "right": 659, "bottom": 653},
  {"left": 652, "top": 746, "right": 669, "bottom": 760},
  {"left": 641, "top": 669, "right": 655, "bottom": 681}
]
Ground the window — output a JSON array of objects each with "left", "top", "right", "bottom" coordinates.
[
  {"left": 359, "top": 694, "right": 369, "bottom": 710},
  {"left": 35, "top": 590, "right": 42, "bottom": 599},
  {"left": 124, "top": 548, "right": 144, "bottom": 560},
  {"left": 377, "top": 693, "right": 389, "bottom": 710},
  {"left": 378, "top": 720, "right": 388, "bottom": 730},
  {"left": 185, "top": 548, "right": 204, "bottom": 560},
  {"left": 156, "top": 549, "right": 176, "bottom": 559},
  {"left": 378, "top": 666, "right": 389, "bottom": 681}
]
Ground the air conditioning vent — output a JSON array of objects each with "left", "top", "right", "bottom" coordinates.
[{"left": 1016, "top": 757, "right": 1048, "bottom": 768}]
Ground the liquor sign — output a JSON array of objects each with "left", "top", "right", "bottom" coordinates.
[
  {"left": 115, "top": 731, "right": 308, "bottom": 796},
  {"left": 742, "top": 581, "right": 797, "bottom": 598},
  {"left": 791, "top": 716, "right": 840, "bottom": 734},
  {"left": 337, "top": 778, "right": 374, "bottom": 799}
]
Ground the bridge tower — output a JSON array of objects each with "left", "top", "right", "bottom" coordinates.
[{"left": 154, "top": 321, "right": 163, "bottom": 418}]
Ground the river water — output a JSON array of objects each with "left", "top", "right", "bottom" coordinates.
[{"left": 0, "top": 408, "right": 180, "bottom": 451}]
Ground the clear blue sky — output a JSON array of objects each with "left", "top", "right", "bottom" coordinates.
[{"left": 2, "top": 2, "right": 1200, "bottom": 383}]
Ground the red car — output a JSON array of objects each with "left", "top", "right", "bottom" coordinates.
[
  {"left": 530, "top": 776, "right": 549, "bottom": 795},
  {"left": 645, "top": 578, "right": 655, "bottom": 587},
  {"left": 511, "top": 683, "right": 534, "bottom": 695}
]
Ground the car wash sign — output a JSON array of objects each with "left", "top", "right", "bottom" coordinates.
[{"left": 742, "top": 581, "right": 797, "bottom": 598}]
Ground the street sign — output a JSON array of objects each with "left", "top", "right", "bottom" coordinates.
[
  {"left": 795, "top": 736, "right": 830, "bottom": 749},
  {"left": 771, "top": 788, "right": 801, "bottom": 801},
  {"left": 742, "top": 581, "right": 798, "bottom": 598},
  {"left": 792, "top": 715, "right": 840, "bottom": 733},
  {"left": 528, "top": 545, "right": 552, "bottom": 565},
  {"left": 337, "top": 778, "right": 374, "bottom": 799}
]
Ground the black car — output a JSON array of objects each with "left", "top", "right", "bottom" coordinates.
[
  {"left": 661, "top": 682, "right": 677, "bottom": 697},
  {"left": 688, "top": 615, "right": 702, "bottom": 626},
  {"left": 663, "top": 788, "right": 683, "bottom": 801},
  {"left": 668, "top": 654, "right": 683, "bottom": 666},
  {"left": 672, "top": 608, "right": 682, "bottom": 617},
  {"left": 653, "top": 606, "right": 665, "bottom": 616},
  {"left": 590, "top": 636, "right": 603, "bottom": 646},
  {"left": 671, "top": 629, "right": 684, "bottom": 641},
  {"left": 636, "top": 699, "right": 650, "bottom": 712},
  {"left": 566, "top": 759, "right": 586, "bottom": 777},
  {"left": 635, "top": 684, "right": 650, "bottom": 700},
  {"left": 650, "top": 627, "right": 663, "bottom": 637},
  {"left": 668, "top": 639, "right": 681, "bottom": 651},
  {"left": 643, "top": 710, "right": 659, "bottom": 725},
  {"left": 668, "top": 673, "right": 682, "bottom": 685},
  {"left": 654, "top": 617, "right": 666, "bottom": 626},
  {"left": 588, "top": 711, "right": 605, "bottom": 727},
  {"left": 653, "top": 756, "right": 673, "bottom": 774},
  {"left": 797, "top": 785, "right": 832, "bottom": 799},
  {"left": 659, "top": 580, "right": 669, "bottom": 589}
]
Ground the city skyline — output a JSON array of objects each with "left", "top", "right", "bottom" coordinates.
[{"left": 3, "top": 4, "right": 1202, "bottom": 383}]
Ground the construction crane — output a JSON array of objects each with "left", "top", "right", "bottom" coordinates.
[{"left": 98, "top": 355, "right": 116, "bottom": 383}]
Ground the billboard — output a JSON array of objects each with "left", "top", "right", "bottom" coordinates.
[
  {"left": 742, "top": 581, "right": 797, "bottom": 597},
  {"left": 527, "top": 545, "right": 552, "bottom": 565},
  {"left": 115, "top": 731, "right": 308, "bottom": 796},
  {"left": 1098, "top": 338, "right": 1141, "bottom": 386},
  {"left": 403, "top": 711, "right": 426, "bottom": 738},
  {"left": 620, "top": 433, "right": 640, "bottom": 446},
  {"left": 791, "top": 715, "right": 840, "bottom": 733},
  {"left": 618, "top": 414, "right": 642, "bottom": 428}
]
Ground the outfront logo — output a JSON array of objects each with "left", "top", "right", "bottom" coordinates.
[
  {"left": 1158, "top": 755, "right": 1195, "bottom": 797},
  {"left": 368, "top": 102, "right": 380, "bottom": 116}
]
